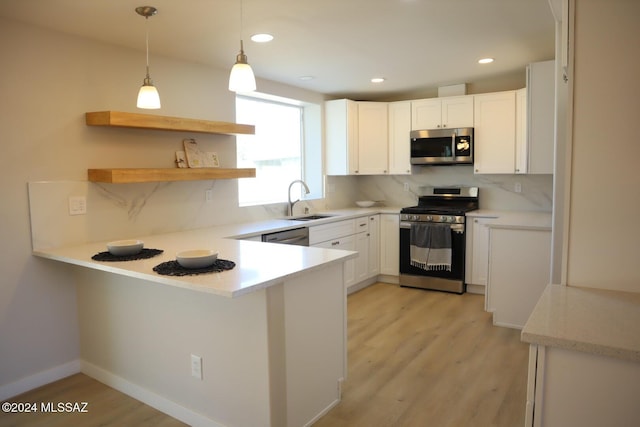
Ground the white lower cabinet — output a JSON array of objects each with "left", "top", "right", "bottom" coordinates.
[
  {"left": 464, "top": 216, "right": 494, "bottom": 296},
  {"left": 313, "top": 234, "right": 356, "bottom": 289},
  {"left": 367, "top": 215, "right": 380, "bottom": 277},
  {"left": 310, "top": 215, "right": 380, "bottom": 292},
  {"left": 526, "top": 345, "right": 640, "bottom": 427},
  {"left": 379, "top": 214, "right": 399, "bottom": 276},
  {"left": 487, "top": 227, "right": 551, "bottom": 329}
]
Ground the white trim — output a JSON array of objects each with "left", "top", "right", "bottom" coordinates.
[
  {"left": 303, "top": 395, "right": 341, "bottom": 427},
  {"left": 81, "top": 361, "right": 225, "bottom": 427},
  {"left": 0, "top": 359, "right": 81, "bottom": 401}
]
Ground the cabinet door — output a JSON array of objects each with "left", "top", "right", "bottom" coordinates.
[
  {"left": 471, "top": 218, "right": 491, "bottom": 286},
  {"left": 411, "top": 98, "right": 441, "bottom": 130},
  {"left": 388, "top": 101, "right": 412, "bottom": 175},
  {"left": 357, "top": 102, "right": 388, "bottom": 174},
  {"left": 527, "top": 60, "right": 555, "bottom": 174},
  {"left": 441, "top": 96, "right": 474, "bottom": 128},
  {"left": 380, "top": 214, "right": 399, "bottom": 275},
  {"left": 516, "top": 88, "right": 528, "bottom": 174},
  {"left": 354, "top": 231, "right": 369, "bottom": 284},
  {"left": 473, "top": 91, "right": 517, "bottom": 174},
  {"left": 325, "top": 99, "right": 358, "bottom": 175},
  {"left": 313, "top": 235, "right": 356, "bottom": 288},
  {"left": 367, "top": 215, "right": 380, "bottom": 277}
]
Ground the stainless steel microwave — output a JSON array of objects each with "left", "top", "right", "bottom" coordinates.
[{"left": 410, "top": 127, "right": 474, "bottom": 165}]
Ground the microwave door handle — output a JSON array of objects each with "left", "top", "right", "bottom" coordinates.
[{"left": 451, "top": 132, "right": 456, "bottom": 158}]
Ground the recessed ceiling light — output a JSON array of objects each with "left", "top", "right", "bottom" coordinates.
[
  {"left": 478, "top": 58, "right": 494, "bottom": 64},
  {"left": 371, "top": 77, "right": 385, "bottom": 83},
  {"left": 299, "top": 76, "right": 315, "bottom": 81},
  {"left": 251, "top": 33, "right": 274, "bottom": 43}
]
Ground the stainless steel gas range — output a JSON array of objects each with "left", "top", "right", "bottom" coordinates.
[{"left": 399, "top": 187, "right": 479, "bottom": 294}]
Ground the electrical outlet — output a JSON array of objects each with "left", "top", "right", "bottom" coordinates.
[
  {"left": 404, "top": 182, "right": 410, "bottom": 192},
  {"left": 191, "top": 354, "right": 203, "bottom": 380},
  {"left": 68, "top": 196, "right": 87, "bottom": 215},
  {"left": 515, "top": 182, "right": 522, "bottom": 193},
  {"left": 205, "top": 189, "right": 213, "bottom": 202}
]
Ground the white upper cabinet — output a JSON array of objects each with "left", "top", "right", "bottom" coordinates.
[
  {"left": 387, "top": 101, "right": 412, "bottom": 175},
  {"left": 526, "top": 60, "right": 555, "bottom": 174},
  {"left": 325, "top": 99, "right": 388, "bottom": 175},
  {"left": 473, "top": 90, "right": 518, "bottom": 174},
  {"left": 357, "top": 102, "right": 389, "bottom": 175},
  {"left": 325, "top": 99, "right": 358, "bottom": 175},
  {"left": 411, "top": 95, "right": 474, "bottom": 130},
  {"left": 516, "top": 88, "right": 528, "bottom": 174}
]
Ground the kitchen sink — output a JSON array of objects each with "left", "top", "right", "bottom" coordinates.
[{"left": 289, "top": 214, "right": 335, "bottom": 221}]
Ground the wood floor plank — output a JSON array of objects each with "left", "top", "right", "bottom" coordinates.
[{"left": 314, "top": 282, "right": 529, "bottom": 427}]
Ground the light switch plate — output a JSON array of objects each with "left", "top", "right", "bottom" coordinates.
[{"left": 68, "top": 196, "right": 87, "bottom": 215}]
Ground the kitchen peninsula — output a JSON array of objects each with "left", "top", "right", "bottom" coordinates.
[{"left": 33, "top": 225, "right": 357, "bottom": 427}]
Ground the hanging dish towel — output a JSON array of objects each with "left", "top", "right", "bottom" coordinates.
[{"left": 410, "top": 223, "right": 452, "bottom": 271}]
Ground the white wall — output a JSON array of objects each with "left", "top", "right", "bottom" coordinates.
[{"left": 565, "top": 0, "right": 640, "bottom": 292}]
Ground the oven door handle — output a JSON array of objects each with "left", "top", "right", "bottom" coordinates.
[{"left": 400, "top": 222, "right": 465, "bottom": 233}]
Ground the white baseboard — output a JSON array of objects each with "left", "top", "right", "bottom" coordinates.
[
  {"left": 0, "top": 359, "right": 81, "bottom": 401},
  {"left": 303, "top": 379, "right": 343, "bottom": 427},
  {"left": 81, "top": 361, "right": 223, "bottom": 427},
  {"left": 466, "top": 284, "right": 486, "bottom": 295}
]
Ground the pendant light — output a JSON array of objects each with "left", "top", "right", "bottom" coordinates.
[
  {"left": 136, "top": 6, "right": 161, "bottom": 109},
  {"left": 228, "top": 0, "right": 256, "bottom": 92}
]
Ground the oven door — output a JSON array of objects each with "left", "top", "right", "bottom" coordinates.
[{"left": 399, "top": 221, "right": 466, "bottom": 293}]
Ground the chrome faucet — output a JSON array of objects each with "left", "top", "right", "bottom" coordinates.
[{"left": 288, "top": 179, "right": 310, "bottom": 216}]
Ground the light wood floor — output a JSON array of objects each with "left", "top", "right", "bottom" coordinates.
[
  {"left": 1, "top": 282, "right": 528, "bottom": 427},
  {"left": 0, "top": 373, "right": 187, "bottom": 427},
  {"left": 314, "top": 282, "right": 529, "bottom": 427}
]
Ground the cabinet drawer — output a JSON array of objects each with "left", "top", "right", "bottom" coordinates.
[
  {"left": 309, "top": 219, "right": 356, "bottom": 245},
  {"left": 355, "top": 216, "right": 369, "bottom": 233}
]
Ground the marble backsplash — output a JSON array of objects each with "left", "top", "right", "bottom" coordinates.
[
  {"left": 28, "top": 168, "right": 552, "bottom": 250},
  {"left": 327, "top": 166, "right": 553, "bottom": 212}
]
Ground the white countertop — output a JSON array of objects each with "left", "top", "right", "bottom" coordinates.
[
  {"left": 521, "top": 284, "right": 640, "bottom": 362},
  {"left": 33, "top": 208, "right": 401, "bottom": 298},
  {"left": 467, "top": 210, "right": 552, "bottom": 231}
]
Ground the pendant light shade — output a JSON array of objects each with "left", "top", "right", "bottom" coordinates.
[
  {"left": 229, "top": 0, "right": 256, "bottom": 92},
  {"left": 136, "top": 6, "right": 161, "bottom": 109},
  {"left": 137, "top": 78, "right": 161, "bottom": 109},
  {"left": 229, "top": 40, "right": 256, "bottom": 92}
]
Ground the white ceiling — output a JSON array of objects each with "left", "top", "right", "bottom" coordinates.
[{"left": 0, "top": 0, "right": 556, "bottom": 100}]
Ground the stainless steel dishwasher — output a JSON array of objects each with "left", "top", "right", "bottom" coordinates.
[{"left": 261, "top": 227, "right": 309, "bottom": 246}]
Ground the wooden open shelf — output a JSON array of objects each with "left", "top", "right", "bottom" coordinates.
[
  {"left": 88, "top": 168, "right": 256, "bottom": 184},
  {"left": 85, "top": 111, "right": 255, "bottom": 135}
]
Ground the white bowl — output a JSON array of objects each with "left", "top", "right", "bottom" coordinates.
[
  {"left": 107, "top": 239, "right": 144, "bottom": 256},
  {"left": 176, "top": 249, "right": 218, "bottom": 269},
  {"left": 356, "top": 200, "right": 375, "bottom": 208}
]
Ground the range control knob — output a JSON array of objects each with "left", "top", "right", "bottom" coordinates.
[
  {"left": 426, "top": 215, "right": 433, "bottom": 221},
  {"left": 411, "top": 215, "right": 419, "bottom": 221}
]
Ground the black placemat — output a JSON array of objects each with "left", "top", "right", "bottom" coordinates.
[
  {"left": 91, "top": 248, "right": 164, "bottom": 262},
  {"left": 153, "top": 259, "right": 236, "bottom": 276}
]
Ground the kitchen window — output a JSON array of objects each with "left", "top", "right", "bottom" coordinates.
[{"left": 236, "top": 94, "right": 322, "bottom": 207}]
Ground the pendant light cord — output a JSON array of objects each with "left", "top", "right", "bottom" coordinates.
[{"left": 145, "top": 16, "right": 150, "bottom": 78}]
